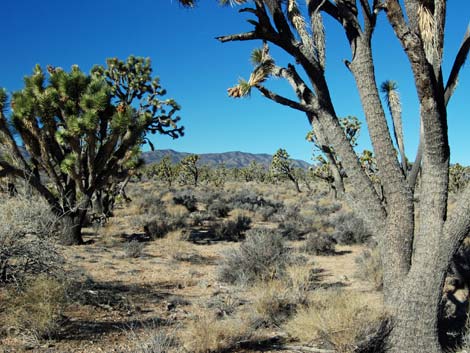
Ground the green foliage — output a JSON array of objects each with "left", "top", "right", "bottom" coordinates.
[
  {"left": 179, "top": 154, "right": 200, "bottom": 186},
  {"left": 449, "top": 163, "right": 470, "bottom": 193},
  {"left": 270, "top": 148, "right": 293, "bottom": 178},
  {"left": 240, "top": 160, "right": 267, "bottom": 182},
  {"left": 147, "top": 156, "right": 178, "bottom": 187},
  {"left": 0, "top": 56, "right": 184, "bottom": 243},
  {"left": 210, "top": 163, "right": 228, "bottom": 187},
  {"left": 360, "top": 149, "right": 380, "bottom": 185},
  {"left": 270, "top": 148, "right": 301, "bottom": 192}
]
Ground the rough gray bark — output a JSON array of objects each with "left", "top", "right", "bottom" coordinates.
[{"left": 216, "top": 1, "right": 470, "bottom": 352}]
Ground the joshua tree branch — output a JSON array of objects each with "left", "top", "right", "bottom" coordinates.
[
  {"left": 445, "top": 26, "right": 470, "bottom": 105},
  {"left": 255, "top": 85, "right": 315, "bottom": 113},
  {"left": 216, "top": 31, "right": 259, "bottom": 42}
]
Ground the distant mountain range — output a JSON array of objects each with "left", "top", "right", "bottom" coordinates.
[{"left": 142, "top": 149, "right": 312, "bottom": 169}]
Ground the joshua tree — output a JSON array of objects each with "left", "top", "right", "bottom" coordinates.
[
  {"left": 270, "top": 148, "right": 302, "bottom": 193},
  {"left": 151, "top": 155, "right": 179, "bottom": 187},
  {"left": 0, "top": 56, "right": 183, "bottom": 244},
  {"left": 179, "top": 1, "right": 470, "bottom": 351},
  {"left": 307, "top": 115, "right": 360, "bottom": 197},
  {"left": 449, "top": 163, "right": 470, "bottom": 194},
  {"left": 239, "top": 160, "right": 267, "bottom": 182},
  {"left": 179, "top": 154, "right": 200, "bottom": 186}
]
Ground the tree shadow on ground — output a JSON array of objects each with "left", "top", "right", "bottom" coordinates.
[
  {"left": 59, "top": 316, "right": 168, "bottom": 341},
  {"left": 60, "top": 278, "right": 187, "bottom": 342}
]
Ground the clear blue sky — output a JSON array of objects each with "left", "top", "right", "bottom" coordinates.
[{"left": 1, "top": 1, "right": 469, "bottom": 164}]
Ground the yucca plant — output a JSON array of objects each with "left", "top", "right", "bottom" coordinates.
[{"left": 0, "top": 57, "right": 183, "bottom": 244}]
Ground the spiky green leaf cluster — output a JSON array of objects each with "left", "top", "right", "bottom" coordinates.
[
  {"left": 0, "top": 56, "right": 184, "bottom": 224},
  {"left": 270, "top": 148, "right": 293, "bottom": 178}
]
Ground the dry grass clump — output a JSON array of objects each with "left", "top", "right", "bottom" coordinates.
[
  {"left": 124, "top": 240, "right": 146, "bottom": 258},
  {"left": 252, "top": 280, "right": 296, "bottom": 326},
  {"left": 166, "top": 204, "right": 190, "bottom": 219},
  {"left": 251, "top": 265, "right": 316, "bottom": 327},
  {"left": 284, "top": 290, "right": 386, "bottom": 352},
  {"left": 0, "top": 194, "right": 63, "bottom": 287},
  {"left": 355, "top": 247, "right": 383, "bottom": 290},
  {"left": 123, "top": 322, "right": 181, "bottom": 353},
  {"left": 180, "top": 311, "right": 252, "bottom": 353},
  {"left": 157, "top": 230, "right": 202, "bottom": 262},
  {"left": 4, "top": 275, "right": 68, "bottom": 341}
]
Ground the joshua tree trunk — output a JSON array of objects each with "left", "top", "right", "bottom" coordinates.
[
  {"left": 213, "top": 1, "right": 470, "bottom": 351},
  {"left": 288, "top": 174, "right": 301, "bottom": 193},
  {"left": 58, "top": 194, "right": 91, "bottom": 245},
  {"left": 60, "top": 212, "right": 85, "bottom": 245}
]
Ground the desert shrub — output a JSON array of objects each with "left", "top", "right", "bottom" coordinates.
[
  {"left": 206, "top": 294, "right": 243, "bottom": 318},
  {"left": 143, "top": 218, "right": 172, "bottom": 240},
  {"left": 0, "top": 195, "right": 63, "bottom": 286},
  {"left": 284, "top": 290, "right": 387, "bottom": 353},
  {"left": 304, "top": 233, "right": 337, "bottom": 255},
  {"left": 135, "top": 194, "right": 165, "bottom": 215},
  {"left": 5, "top": 275, "right": 68, "bottom": 340},
  {"left": 257, "top": 205, "right": 278, "bottom": 221},
  {"left": 139, "top": 210, "right": 187, "bottom": 240},
  {"left": 355, "top": 248, "right": 383, "bottom": 290},
  {"left": 194, "top": 187, "right": 221, "bottom": 205},
  {"left": 313, "top": 200, "right": 342, "bottom": 216},
  {"left": 228, "top": 189, "right": 281, "bottom": 213},
  {"left": 218, "top": 228, "right": 291, "bottom": 284},
  {"left": 124, "top": 240, "right": 145, "bottom": 258},
  {"left": 278, "top": 221, "right": 312, "bottom": 240},
  {"left": 272, "top": 204, "right": 303, "bottom": 224},
  {"left": 331, "top": 211, "right": 372, "bottom": 245},
  {"left": 173, "top": 192, "right": 197, "bottom": 212},
  {"left": 210, "top": 215, "right": 252, "bottom": 241},
  {"left": 207, "top": 200, "right": 231, "bottom": 218},
  {"left": 189, "top": 211, "right": 214, "bottom": 226},
  {"left": 180, "top": 311, "right": 252, "bottom": 353}
]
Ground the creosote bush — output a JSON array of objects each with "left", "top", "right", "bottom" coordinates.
[{"left": 218, "top": 228, "right": 291, "bottom": 284}]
